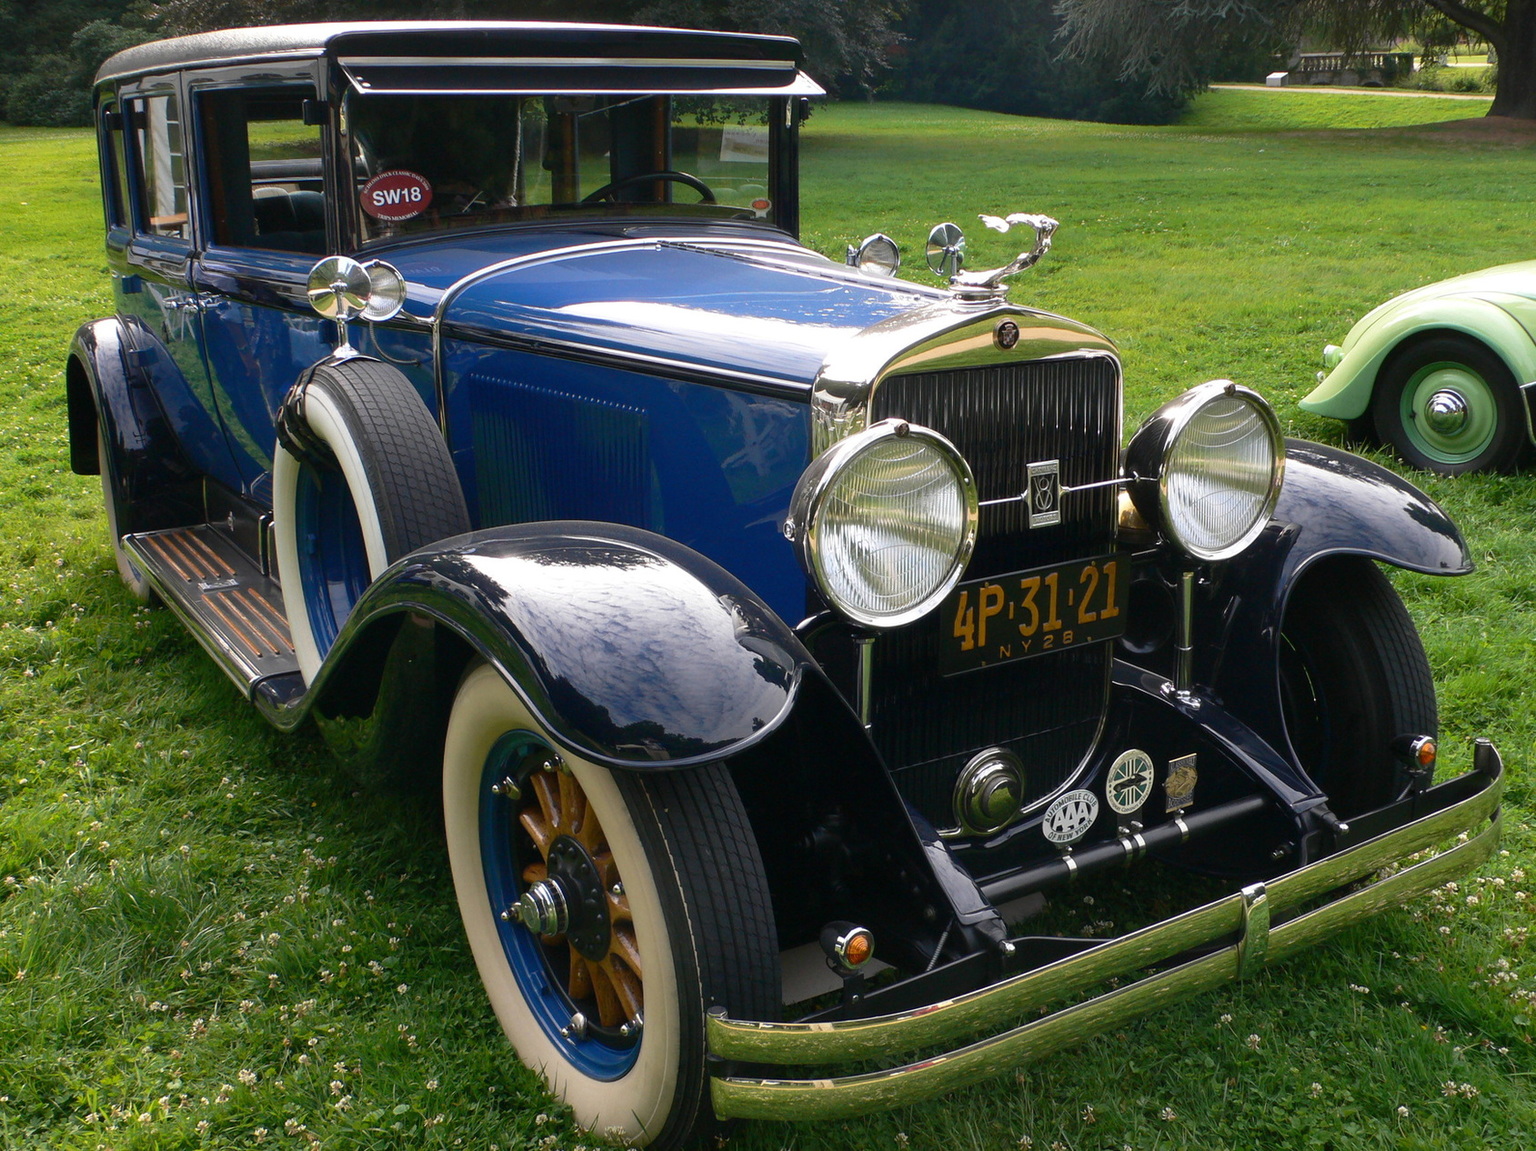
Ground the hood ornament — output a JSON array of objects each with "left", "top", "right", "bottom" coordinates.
[{"left": 925, "top": 212, "right": 1059, "bottom": 303}]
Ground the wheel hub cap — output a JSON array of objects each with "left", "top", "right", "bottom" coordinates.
[
  {"left": 512, "top": 878, "right": 569, "bottom": 935},
  {"left": 1423, "top": 389, "right": 1469, "bottom": 435}
]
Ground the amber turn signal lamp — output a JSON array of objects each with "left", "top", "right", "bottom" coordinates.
[
  {"left": 819, "top": 921, "right": 874, "bottom": 972},
  {"left": 1392, "top": 734, "right": 1437, "bottom": 771}
]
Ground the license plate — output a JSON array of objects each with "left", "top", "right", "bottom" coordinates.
[{"left": 939, "top": 554, "right": 1130, "bottom": 676}]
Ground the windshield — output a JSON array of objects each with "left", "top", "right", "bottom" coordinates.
[{"left": 347, "top": 93, "right": 778, "bottom": 241}]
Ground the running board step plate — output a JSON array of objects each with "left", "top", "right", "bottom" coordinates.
[{"left": 125, "top": 526, "right": 299, "bottom": 689}]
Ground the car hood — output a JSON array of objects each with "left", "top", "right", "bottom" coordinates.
[{"left": 374, "top": 225, "right": 1064, "bottom": 388}]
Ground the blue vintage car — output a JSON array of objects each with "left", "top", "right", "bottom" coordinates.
[{"left": 70, "top": 21, "right": 1502, "bottom": 1149}]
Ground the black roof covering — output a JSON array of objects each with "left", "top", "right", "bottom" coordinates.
[{"left": 95, "top": 21, "right": 816, "bottom": 94}]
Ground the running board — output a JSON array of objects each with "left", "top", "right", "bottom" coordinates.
[{"left": 124, "top": 526, "right": 302, "bottom": 697}]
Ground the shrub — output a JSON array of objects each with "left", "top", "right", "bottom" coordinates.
[
  {"left": 6, "top": 55, "right": 93, "bottom": 127},
  {"left": 4, "top": 19, "right": 146, "bottom": 127}
]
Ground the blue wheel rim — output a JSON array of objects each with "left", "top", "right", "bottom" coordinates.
[
  {"left": 479, "top": 731, "right": 640, "bottom": 1080},
  {"left": 293, "top": 465, "right": 371, "bottom": 656}
]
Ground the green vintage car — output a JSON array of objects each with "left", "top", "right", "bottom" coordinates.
[{"left": 1301, "top": 260, "right": 1536, "bottom": 473}]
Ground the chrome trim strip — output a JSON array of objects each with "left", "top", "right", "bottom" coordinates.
[
  {"left": 709, "top": 759, "right": 1500, "bottom": 1119},
  {"left": 978, "top": 475, "right": 1125, "bottom": 510},
  {"left": 707, "top": 747, "right": 1500, "bottom": 1076}
]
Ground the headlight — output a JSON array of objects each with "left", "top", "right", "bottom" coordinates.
[
  {"left": 1124, "top": 381, "right": 1284, "bottom": 562},
  {"left": 787, "top": 419, "right": 978, "bottom": 628},
  {"left": 845, "top": 233, "right": 901, "bottom": 277}
]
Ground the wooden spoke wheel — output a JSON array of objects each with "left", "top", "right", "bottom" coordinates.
[{"left": 443, "top": 663, "right": 778, "bottom": 1148}]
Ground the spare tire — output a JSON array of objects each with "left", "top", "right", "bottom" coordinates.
[{"left": 273, "top": 357, "right": 470, "bottom": 682}]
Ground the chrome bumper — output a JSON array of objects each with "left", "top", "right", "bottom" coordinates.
[{"left": 708, "top": 740, "right": 1503, "bottom": 1121}]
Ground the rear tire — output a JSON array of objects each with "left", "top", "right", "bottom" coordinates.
[
  {"left": 97, "top": 422, "right": 153, "bottom": 602},
  {"left": 442, "top": 663, "right": 778, "bottom": 1148},
  {"left": 1278, "top": 557, "right": 1437, "bottom": 818}
]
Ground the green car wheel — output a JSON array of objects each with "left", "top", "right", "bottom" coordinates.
[{"left": 1371, "top": 335, "right": 1528, "bottom": 474}]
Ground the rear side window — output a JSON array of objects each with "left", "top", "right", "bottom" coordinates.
[
  {"left": 200, "top": 87, "right": 325, "bottom": 254},
  {"left": 100, "top": 102, "right": 130, "bottom": 229},
  {"left": 129, "top": 92, "right": 190, "bottom": 240}
]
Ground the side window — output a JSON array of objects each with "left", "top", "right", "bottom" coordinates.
[
  {"left": 200, "top": 87, "right": 325, "bottom": 254},
  {"left": 131, "top": 92, "right": 190, "bottom": 240},
  {"left": 100, "top": 102, "right": 130, "bottom": 229}
]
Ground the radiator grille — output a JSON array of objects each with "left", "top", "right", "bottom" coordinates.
[{"left": 867, "top": 355, "right": 1121, "bottom": 827}]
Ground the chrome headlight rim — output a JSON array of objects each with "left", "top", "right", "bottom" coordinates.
[
  {"left": 1124, "top": 380, "right": 1285, "bottom": 563},
  {"left": 845, "top": 233, "right": 901, "bottom": 278},
  {"left": 788, "top": 418, "right": 979, "bottom": 630}
]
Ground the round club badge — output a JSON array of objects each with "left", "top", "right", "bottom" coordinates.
[
  {"left": 359, "top": 170, "right": 433, "bottom": 221},
  {"left": 1107, "top": 749, "right": 1155, "bottom": 815},
  {"left": 1042, "top": 788, "right": 1099, "bottom": 845}
]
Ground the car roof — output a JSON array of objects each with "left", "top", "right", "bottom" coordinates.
[{"left": 95, "top": 20, "right": 821, "bottom": 96}]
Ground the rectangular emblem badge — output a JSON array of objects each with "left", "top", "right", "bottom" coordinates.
[
  {"left": 1028, "top": 460, "right": 1061, "bottom": 529},
  {"left": 1165, "top": 754, "right": 1198, "bottom": 812}
]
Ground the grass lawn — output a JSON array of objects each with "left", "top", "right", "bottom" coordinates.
[{"left": 2, "top": 87, "right": 1535, "bottom": 1149}]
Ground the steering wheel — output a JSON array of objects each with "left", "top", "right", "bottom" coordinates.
[{"left": 581, "top": 169, "right": 716, "bottom": 204}]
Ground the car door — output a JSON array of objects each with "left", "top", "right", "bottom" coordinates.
[
  {"left": 117, "top": 78, "right": 245, "bottom": 491},
  {"left": 185, "top": 74, "right": 338, "bottom": 504}
]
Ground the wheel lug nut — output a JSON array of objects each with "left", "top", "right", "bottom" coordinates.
[{"left": 489, "top": 775, "right": 519, "bottom": 799}]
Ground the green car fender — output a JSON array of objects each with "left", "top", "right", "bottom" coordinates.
[{"left": 1300, "top": 294, "right": 1536, "bottom": 422}]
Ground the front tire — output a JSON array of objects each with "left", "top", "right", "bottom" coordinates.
[
  {"left": 443, "top": 663, "right": 778, "bottom": 1148},
  {"left": 1278, "top": 557, "right": 1437, "bottom": 818},
  {"left": 1371, "top": 335, "right": 1528, "bottom": 474}
]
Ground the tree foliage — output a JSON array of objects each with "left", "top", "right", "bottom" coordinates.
[
  {"left": 139, "top": 0, "right": 904, "bottom": 96},
  {"left": 888, "top": 0, "right": 1190, "bottom": 123},
  {"left": 1056, "top": 0, "right": 1536, "bottom": 119}
]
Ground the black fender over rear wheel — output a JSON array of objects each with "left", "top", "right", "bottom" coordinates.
[
  {"left": 1278, "top": 557, "right": 1437, "bottom": 819},
  {"left": 442, "top": 663, "right": 779, "bottom": 1148}
]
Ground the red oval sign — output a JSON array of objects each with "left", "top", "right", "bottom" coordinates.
[{"left": 359, "top": 170, "right": 433, "bottom": 221}]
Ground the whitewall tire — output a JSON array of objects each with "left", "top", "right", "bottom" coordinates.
[
  {"left": 442, "top": 663, "right": 778, "bottom": 1148},
  {"left": 272, "top": 358, "right": 468, "bottom": 682}
]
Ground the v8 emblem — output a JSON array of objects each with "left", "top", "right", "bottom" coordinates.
[{"left": 1028, "top": 460, "right": 1061, "bottom": 528}]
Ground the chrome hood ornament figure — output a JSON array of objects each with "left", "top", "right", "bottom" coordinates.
[{"left": 926, "top": 211, "right": 1059, "bottom": 302}]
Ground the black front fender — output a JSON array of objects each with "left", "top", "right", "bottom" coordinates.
[
  {"left": 288, "top": 521, "right": 814, "bottom": 772},
  {"left": 1203, "top": 439, "right": 1469, "bottom": 749},
  {"left": 281, "top": 522, "right": 1003, "bottom": 964}
]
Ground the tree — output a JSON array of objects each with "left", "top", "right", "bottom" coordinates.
[
  {"left": 889, "top": 0, "right": 1188, "bottom": 123},
  {"left": 6, "top": 18, "right": 146, "bottom": 125},
  {"left": 1056, "top": 0, "right": 1536, "bottom": 120},
  {"left": 141, "top": 0, "right": 905, "bottom": 97}
]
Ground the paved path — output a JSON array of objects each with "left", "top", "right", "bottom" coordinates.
[{"left": 1212, "top": 82, "right": 1492, "bottom": 102}]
